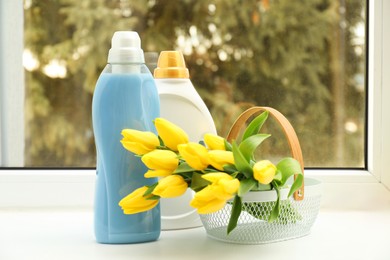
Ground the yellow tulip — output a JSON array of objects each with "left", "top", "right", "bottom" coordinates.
[
  {"left": 118, "top": 186, "right": 159, "bottom": 214},
  {"left": 190, "top": 186, "right": 227, "bottom": 214},
  {"left": 153, "top": 175, "right": 188, "bottom": 198},
  {"left": 154, "top": 118, "right": 189, "bottom": 151},
  {"left": 204, "top": 133, "right": 226, "bottom": 150},
  {"left": 178, "top": 143, "right": 210, "bottom": 170},
  {"left": 253, "top": 160, "right": 277, "bottom": 185},
  {"left": 202, "top": 172, "right": 240, "bottom": 200},
  {"left": 208, "top": 150, "right": 235, "bottom": 171},
  {"left": 144, "top": 170, "right": 173, "bottom": 178},
  {"left": 121, "top": 129, "right": 159, "bottom": 155},
  {"left": 142, "top": 150, "right": 179, "bottom": 178},
  {"left": 190, "top": 172, "right": 239, "bottom": 214},
  {"left": 201, "top": 172, "right": 234, "bottom": 183}
]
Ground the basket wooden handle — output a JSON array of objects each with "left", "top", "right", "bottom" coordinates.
[{"left": 226, "top": 106, "right": 304, "bottom": 201}]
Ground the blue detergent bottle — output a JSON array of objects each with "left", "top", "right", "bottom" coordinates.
[{"left": 92, "top": 31, "right": 161, "bottom": 244}]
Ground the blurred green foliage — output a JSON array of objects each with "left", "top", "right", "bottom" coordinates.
[{"left": 24, "top": 0, "right": 365, "bottom": 167}]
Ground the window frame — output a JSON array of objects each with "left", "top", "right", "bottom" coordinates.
[
  {"left": 0, "top": 0, "right": 388, "bottom": 208},
  {"left": 0, "top": 0, "right": 24, "bottom": 167}
]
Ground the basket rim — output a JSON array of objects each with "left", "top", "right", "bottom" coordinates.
[{"left": 238, "top": 177, "right": 322, "bottom": 203}]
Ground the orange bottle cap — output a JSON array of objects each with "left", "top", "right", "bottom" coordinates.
[{"left": 154, "top": 51, "right": 189, "bottom": 78}]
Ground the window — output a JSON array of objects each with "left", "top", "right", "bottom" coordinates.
[
  {"left": 19, "top": 0, "right": 366, "bottom": 168},
  {"left": 0, "top": 0, "right": 389, "bottom": 207}
]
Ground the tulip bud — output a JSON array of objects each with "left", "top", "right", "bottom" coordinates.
[
  {"left": 201, "top": 172, "right": 235, "bottom": 183},
  {"left": 253, "top": 160, "right": 277, "bottom": 185},
  {"left": 208, "top": 150, "right": 234, "bottom": 171},
  {"left": 202, "top": 172, "right": 239, "bottom": 200},
  {"left": 204, "top": 133, "right": 226, "bottom": 150},
  {"left": 121, "top": 129, "right": 159, "bottom": 155},
  {"left": 142, "top": 150, "right": 179, "bottom": 178},
  {"left": 154, "top": 118, "right": 189, "bottom": 151},
  {"left": 190, "top": 186, "right": 229, "bottom": 214},
  {"left": 118, "top": 186, "right": 159, "bottom": 214},
  {"left": 178, "top": 143, "right": 210, "bottom": 170},
  {"left": 153, "top": 175, "right": 188, "bottom": 198},
  {"left": 190, "top": 173, "right": 239, "bottom": 214}
]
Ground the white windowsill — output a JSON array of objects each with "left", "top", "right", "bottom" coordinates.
[
  {"left": 0, "top": 180, "right": 389, "bottom": 260},
  {"left": 1, "top": 169, "right": 389, "bottom": 259}
]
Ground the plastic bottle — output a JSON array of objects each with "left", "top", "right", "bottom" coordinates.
[
  {"left": 92, "top": 31, "right": 160, "bottom": 244},
  {"left": 154, "top": 51, "right": 217, "bottom": 230}
]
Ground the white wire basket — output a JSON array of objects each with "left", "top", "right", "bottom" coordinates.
[
  {"left": 200, "top": 177, "right": 322, "bottom": 244},
  {"left": 199, "top": 107, "right": 322, "bottom": 244}
]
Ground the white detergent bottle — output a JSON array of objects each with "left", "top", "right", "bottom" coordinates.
[{"left": 154, "top": 51, "right": 217, "bottom": 230}]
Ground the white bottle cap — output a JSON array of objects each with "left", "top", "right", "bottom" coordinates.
[{"left": 108, "top": 31, "right": 145, "bottom": 64}]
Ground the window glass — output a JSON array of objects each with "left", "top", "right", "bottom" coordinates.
[{"left": 23, "top": 0, "right": 366, "bottom": 168}]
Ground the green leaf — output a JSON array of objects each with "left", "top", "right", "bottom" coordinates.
[
  {"left": 239, "top": 134, "right": 270, "bottom": 161},
  {"left": 227, "top": 195, "right": 242, "bottom": 234},
  {"left": 143, "top": 182, "right": 158, "bottom": 197},
  {"left": 145, "top": 194, "right": 160, "bottom": 200},
  {"left": 232, "top": 141, "right": 253, "bottom": 178},
  {"left": 287, "top": 173, "right": 304, "bottom": 198},
  {"left": 276, "top": 157, "right": 303, "bottom": 186},
  {"left": 223, "top": 164, "right": 238, "bottom": 174},
  {"left": 238, "top": 178, "right": 257, "bottom": 197},
  {"left": 242, "top": 111, "right": 269, "bottom": 141},
  {"left": 253, "top": 182, "right": 272, "bottom": 191},
  {"left": 268, "top": 183, "right": 281, "bottom": 222},
  {"left": 190, "top": 172, "right": 210, "bottom": 192},
  {"left": 202, "top": 168, "right": 219, "bottom": 173},
  {"left": 178, "top": 172, "right": 194, "bottom": 181},
  {"left": 158, "top": 135, "right": 165, "bottom": 147},
  {"left": 173, "top": 162, "right": 194, "bottom": 174},
  {"left": 274, "top": 170, "right": 282, "bottom": 182},
  {"left": 224, "top": 139, "right": 233, "bottom": 151}
]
